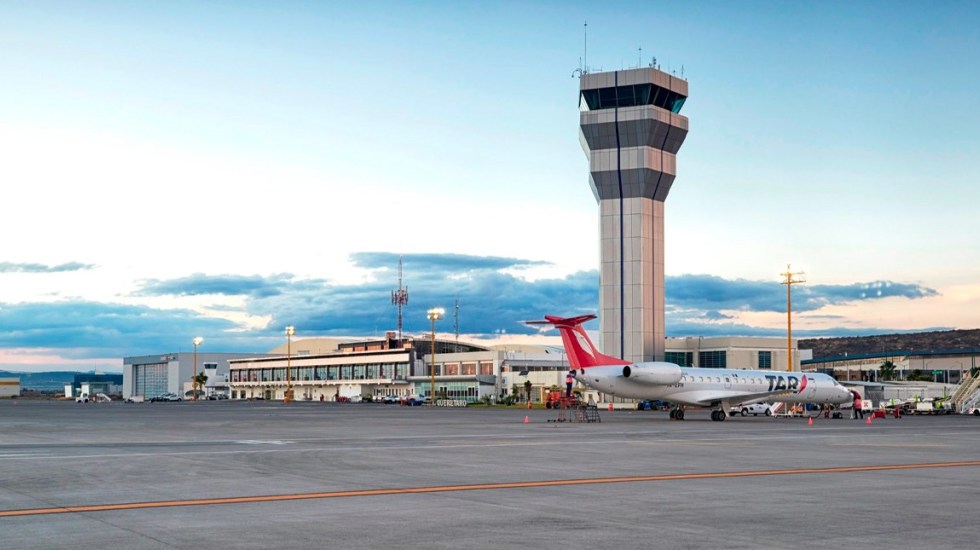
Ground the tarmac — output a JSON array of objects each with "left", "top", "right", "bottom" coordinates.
[{"left": 1, "top": 399, "right": 979, "bottom": 549}]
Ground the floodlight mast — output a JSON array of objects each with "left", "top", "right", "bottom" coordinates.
[
  {"left": 192, "top": 336, "right": 203, "bottom": 401},
  {"left": 427, "top": 308, "right": 445, "bottom": 405},
  {"left": 285, "top": 326, "right": 295, "bottom": 403}
]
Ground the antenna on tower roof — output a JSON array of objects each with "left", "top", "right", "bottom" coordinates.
[
  {"left": 638, "top": 46, "right": 642, "bottom": 69},
  {"left": 583, "top": 21, "right": 588, "bottom": 74},
  {"left": 572, "top": 21, "right": 589, "bottom": 78}
]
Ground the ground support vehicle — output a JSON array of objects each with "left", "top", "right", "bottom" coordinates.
[{"left": 909, "top": 400, "right": 954, "bottom": 415}]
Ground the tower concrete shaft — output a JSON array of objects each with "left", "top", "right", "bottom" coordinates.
[{"left": 579, "top": 67, "right": 688, "bottom": 363}]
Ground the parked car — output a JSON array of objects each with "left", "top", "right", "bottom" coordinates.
[
  {"left": 731, "top": 402, "right": 772, "bottom": 417},
  {"left": 206, "top": 393, "right": 229, "bottom": 400},
  {"left": 151, "top": 393, "right": 182, "bottom": 402},
  {"left": 382, "top": 395, "right": 400, "bottom": 404}
]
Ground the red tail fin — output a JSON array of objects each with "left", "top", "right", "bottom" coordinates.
[{"left": 525, "top": 314, "right": 630, "bottom": 369}]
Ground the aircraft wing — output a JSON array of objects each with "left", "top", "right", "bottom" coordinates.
[{"left": 672, "top": 388, "right": 804, "bottom": 407}]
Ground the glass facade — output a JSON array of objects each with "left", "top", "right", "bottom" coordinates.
[
  {"left": 665, "top": 351, "right": 693, "bottom": 367},
  {"left": 580, "top": 83, "right": 686, "bottom": 113},
  {"left": 419, "top": 381, "right": 478, "bottom": 402},
  {"left": 758, "top": 351, "right": 772, "bottom": 370},
  {"left": 133, "top": 363, "right": 168, "bottom": 398},
  {"left": 233, "top": 362, "right": 411, "bottom": 385},
  {"left": 699, "top": 350, "right": 727, "bottom": 369}
]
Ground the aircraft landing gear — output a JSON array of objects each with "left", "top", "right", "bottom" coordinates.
[
  {"left": 710, "top": 410, "right": 727, "bottom": 422},
  {"left": 669, "top": 408, "right": 685, "bottom": 420}
]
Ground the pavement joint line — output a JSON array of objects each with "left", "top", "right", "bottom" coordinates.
[
  {"left": 0, "top": 433, "right": 969, "bottom": 461},
  {"left": 3, "top": 460, "right": 980, "bottom": 518}
]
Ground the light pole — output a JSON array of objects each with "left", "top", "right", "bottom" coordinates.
[
  {"left": 285, "top": 325, "right": 295, "bottom": 403},
  {"left": 192, "top": 336, "right": 203, "bottom": 401},
  {"left": 427, "top": 308, "right": 444, "bottom": 405}
]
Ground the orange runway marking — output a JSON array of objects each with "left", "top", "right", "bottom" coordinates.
[{"left": 4, "top": 460, "right": 980, "bottom": 518}]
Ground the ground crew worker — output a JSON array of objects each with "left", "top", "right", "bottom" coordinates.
[
  {"left": 565, "top": 371, "right": 574, "bottom": 398},
  {"left": 854, "top": 393, "right": 864, "bottom": 419}
]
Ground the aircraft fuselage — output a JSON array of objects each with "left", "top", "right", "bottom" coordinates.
[{"left": 575, "top": 363, "right": 852, "bottom": 407}]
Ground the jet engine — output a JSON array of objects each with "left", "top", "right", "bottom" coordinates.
[{"left": 621, "top": 362, "right": 683, "bottom": 385}]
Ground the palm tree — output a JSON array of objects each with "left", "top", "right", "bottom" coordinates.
[
  {"left": 524, "top": 380, "right": 532, "bottom": 402},
  {"left": 192, "top": 372, "right": 208, "bottom": 399},
  {"left": 879, "top": 360, "right": 897, "bottom": 381}
]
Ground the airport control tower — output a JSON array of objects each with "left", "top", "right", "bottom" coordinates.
[{"left": 579, "top": 67, "right": 688, "bottom": 363}]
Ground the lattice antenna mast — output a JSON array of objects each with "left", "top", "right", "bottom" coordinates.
[
  {"left": 453, "top": 296, "right": 460, "bottom": 352},
  {"left": 780, "top": 264, "right": 807, "bottom": 372},
  {"left": 391, "top": 255, "right": 409, "bottom": 343}
]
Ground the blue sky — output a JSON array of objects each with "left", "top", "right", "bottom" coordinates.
[{"left": 2, "top": 1, "right": 979, "bottom": 372}]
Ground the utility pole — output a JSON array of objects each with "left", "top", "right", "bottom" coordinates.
[{"left": 780, "top": 265, "right": 806, "bottom": 372}]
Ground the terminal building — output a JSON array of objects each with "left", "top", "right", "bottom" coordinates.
[
  {"left": 228, "top": 333, "right": 495, "bottom": 402},
  {"left": 804, "top": 349, "right": 978, "bottom": 385}
]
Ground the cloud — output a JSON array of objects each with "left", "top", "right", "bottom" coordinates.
[
  {"left": 0, "top": 254, "right": 945, "bottom": 363},
  {"left": 665, "top": 274, "right": 937, "bottom": 313},
  {"left": 245, "top": 267, "right": 598, "bottom": 337},
  {"left": 350, "top": 252, "right": 548, "bottom": 273},
  {"left": 0, "top": 300, "right": 252, "bottom": 359},
  {"left": 0, "top": 261, "right": 95, "bottom": 273},
  {"left": 137, "top": 273, "right": 299, "bottom": 298}
]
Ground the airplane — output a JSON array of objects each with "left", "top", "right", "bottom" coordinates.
[{"left": 526, "top": 314, "right": 853, "bottom": 421}]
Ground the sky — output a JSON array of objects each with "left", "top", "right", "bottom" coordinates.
[{"left": 2, "top": 1, "right": 979, "bottom": 372}]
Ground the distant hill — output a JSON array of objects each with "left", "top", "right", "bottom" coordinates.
[
  {"left": 800, "top": 329, "right": 980, "bottom": 359},
  {"left": 0, "top": 371, "right": 88, "bottom": 392}
]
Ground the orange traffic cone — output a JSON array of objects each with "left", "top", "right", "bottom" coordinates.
[
  {"left": 523, "top": 415, "right": 529, "bottom": 424},
  {"left": 866, "top": 416, "right": 872, "bottom": 425},
  {"left": 527, "top": 401, "right": 532, "bottom": 410},
  {"left": 807, "top": 416, "right": 813, "bottom": 426}
]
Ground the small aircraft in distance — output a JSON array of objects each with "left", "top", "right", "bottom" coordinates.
[{"left": 526, "top": 314, "right": 853, "bottom": 421}]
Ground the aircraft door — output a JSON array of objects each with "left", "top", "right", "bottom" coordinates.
[
  {"left": 803, "top": 375, "right": 818, "bottom": 400},
  {"left": 724, "top": 376, "right": 732, "bottom": 390}
]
